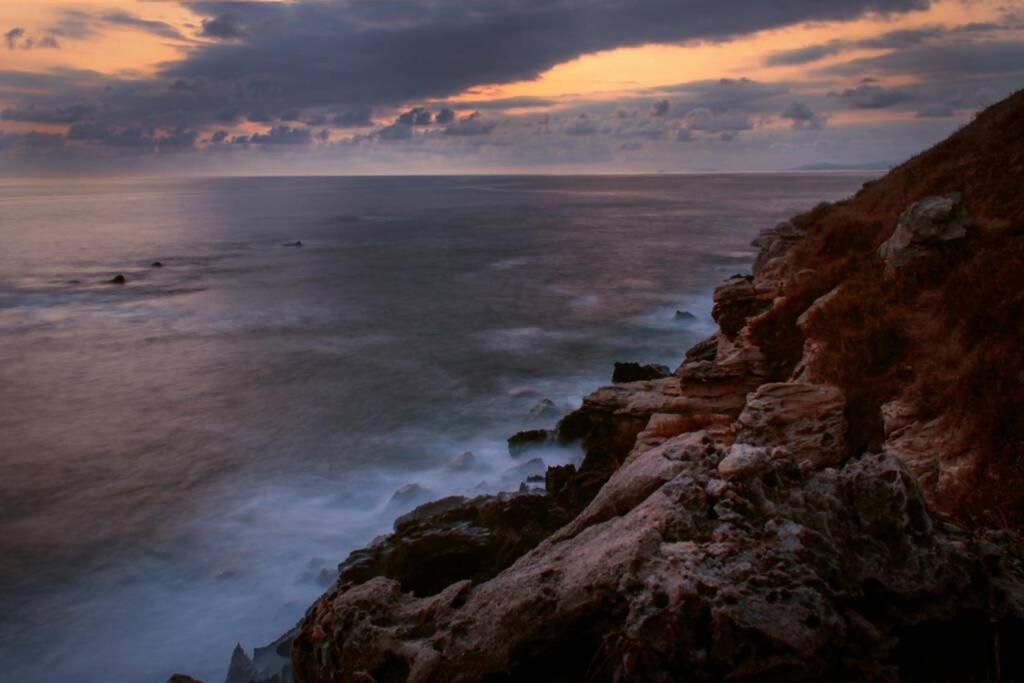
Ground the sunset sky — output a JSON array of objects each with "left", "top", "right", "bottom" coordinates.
[{"left": 2, "top": 0, "right": 1023, "bottom": 174}]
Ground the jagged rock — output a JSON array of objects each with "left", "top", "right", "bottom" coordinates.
[
  {"left": 387, "top": 483, "right": 434, "bottom": 512},
  {"left": 674, "top": 310, "right": 696, "bottom": 320},
  {"left": 612, "top": 361, "right": 671, "bottom": 383},
  {"left": 717, "top": 442, "right": 772, "bottom": 479},
  {"left": 878, "top": 192, "right": 971, "bottom": 269},
  {"left": 503, "top": 456, "right": 545, "bottom": 481},
  {"left": 166, "top": 676, "right": 203, "bottom": 683},
  {"left": 282, "top": 240, "right": 303, "bottom": 247},
  {"left": 751, "top": 219, "right": 806, "bottom": 277},
  {"left": 443, "top": 451, "right": 479, "bottom": 472},
  {"left": 334, "top": 491, "right": 576, "bottom": 597},
  {"left": 507, "top": 428, "right": 552, "bottom": 456},
  {"left": 525, "top": 398, "right": 561, "bottom": 422},
  {"left": 711, "top": 275, "right": 771, "bottom": 338},
  {"left": 224, "top": 643, "right": 258, "bottom": 683},
  {"left": 109, "top": 274, "right": 126, "bottom": 284},
  {"left": 735, "top": 382, "right": 848, "bottom": 468},
  {"left": 683, "top": 333, "right": 718, "bottom": 363},
  {"left": 292, "top": 434, "right": 1024, "bottom": 683}
]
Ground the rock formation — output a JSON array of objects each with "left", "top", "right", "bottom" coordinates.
[{"left": 204, "top": 90, "right": 1024, "bottom": 683}]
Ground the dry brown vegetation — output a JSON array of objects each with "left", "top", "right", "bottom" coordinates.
[{"left": 750, "top": 89, "right": 1024, "bottom": 526}]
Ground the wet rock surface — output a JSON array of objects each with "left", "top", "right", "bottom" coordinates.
[{"left": 292, "top": 438, "right": 1024, "bottom": 683}]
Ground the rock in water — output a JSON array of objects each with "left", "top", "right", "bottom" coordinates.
[
  {"left": 109, "top": 274, "right": 126, "bottom": 284},
  {"left": 878, "top": 192, "right": 971, "bottom": 269},
  {"left": 224, "top": 643, "right": 257, "bottom": 683},
  {"left": 151, "top": 261, "right": 163, "bottom": 268},
  {"left": 611, "top": 362, "right": 670, "bottom": 383},
  {"left": 507, "top": 428, "right": 552, "bottom": 456},
  {"left": 525, "top": 398, "right": 561, "bottom": 422},
  {"left": 282, "top": 240, "right": 303, "bottom": 247},
  {"left": 674, "top": 309, "right": 696, "bottom": 320}
]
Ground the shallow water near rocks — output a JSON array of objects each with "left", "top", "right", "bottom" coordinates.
[{"left": 0, "top": 173, "right": 870, "bottom": 682}]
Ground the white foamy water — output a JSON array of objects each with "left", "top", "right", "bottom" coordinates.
[{"left": 0, "top": 173, "right": 872, "bottom": 682}]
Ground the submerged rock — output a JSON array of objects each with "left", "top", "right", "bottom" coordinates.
[
  {"left": 151, "top": 261, "right": 164, "bottom": 268},
  {"left": 109, "top": 274, "right": 126, "bottom": 284},
  {"left": 611, "top": 361, "right": 671, "bottom": 383},
  {"left": 282, "top": 240, "right": 303, "bottom": 247},
  {"left": 507, "top": 428, "right": 552, "bottom": 456},
  {"left": 224, "top": 643, "right": 258, "bottom": 683},
  {"left": 525, "top": 398, "right": 561, "bottom": 422}
]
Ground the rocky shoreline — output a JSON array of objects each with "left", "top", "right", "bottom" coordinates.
[{"left": 175, "top": 91, "right": 1024, "bottom": 683}]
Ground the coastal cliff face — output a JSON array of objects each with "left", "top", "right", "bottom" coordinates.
[{"left": 212, "top": 92, "right": 1024, "bottom": 683}]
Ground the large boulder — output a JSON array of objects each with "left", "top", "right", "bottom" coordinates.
[
  {"left": 734, "top": 382, "right": 848, "bottom": 468},
  {"left": 878, "top": 193, "right": 972, "bottom": 269},
  {"left": 334, "top": 491, "right": 576, "bottom": 597},
  {"left": 711, "top": 275, "right": 771, "bottom": 338},
  {"left": 291, "top": 432, "right": 1024, "bottom": 683}
]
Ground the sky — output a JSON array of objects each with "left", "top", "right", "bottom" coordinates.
[{"left": 1, "top": 0, "right": 1023, "bottom": 174}]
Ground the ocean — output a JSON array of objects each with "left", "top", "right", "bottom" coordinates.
[{"left": 0, "top": 173, "right": 871, "bottom": 682}]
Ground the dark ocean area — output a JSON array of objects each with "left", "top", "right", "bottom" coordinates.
[{"left": 0, "top": 173, "right": 871, "bottom": 682}]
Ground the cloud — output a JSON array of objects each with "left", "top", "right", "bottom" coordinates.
[
  {"left": 397, "top": 107, "right": 433, "bottom": 126},
  {"left": 199, "top": 13, "right": 247, "bottom": 40},
  {"left": 824, "top": 40, "right": 1024, "bottom": 78},
  {"left": 4, "top": 28, "right": 23, "bottom": 50},
  {"left": 829, "top": 83, "right": 913, "bottom": 108},
  {"left": 779, "top": 101, "right": 827, "bottom": 129},
  {"left": 98, "top": 11, "right": 187, "bottom": 41},
  {"left": 5, "top": 27, "right": 60, "bottom": 50},
  {"left": 242, "top": 125, "right": 316, "bottom": 145},
  {"left": 136, "top": 0, "right": 927, "bottom": 131},
  {"left": 46, "top": 10, "right": 186, "bottom": 42},
  {"left": 684, "top": 107, "right": 753, "bottom": 134},
  {"left": 1, "top": 104, "right": 88, "bottom": 124},
  {"left": 443, "top": 112, "right": 495, "bottom": 136},
  {"left": 435, "top": 108, "right": 456, "bottom": 124},
  {"left": 564, "top": 114, "right": 599, "bottom": 136}
]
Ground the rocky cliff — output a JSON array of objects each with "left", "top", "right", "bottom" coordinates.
[{"left": 197, "top": 91, "right": 1024, "bottom": 683}]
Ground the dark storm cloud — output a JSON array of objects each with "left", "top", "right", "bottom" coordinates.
[
  {"left": 397, "top": 107, "right": 433, "bottom": 125},
  {"left": 779, "top": 101, "right": 826, "bottom": 130},
  {"left": 443, "top": 112, "right": 495, "bottom": 136},
  {"left": 434, "top": 108, "right": 456, "bottom": 124},
  {"left": 0, "top": 130, "right": 64, "bottom": 150},
  {"left": 764, "top": 23, "right": 1006, "bottom": 66},
  {"left": 825, "top": 40, "right": 1024, "bottom": 78},
  {"left": 243, "top": 125, "right": 316, "bottom": 145},
  {"left": 199, "top": 13, "right": 248, "bottom": 39},
  {"left": 1, "top": 104, "right": 89, "bottom": 124},
  {"left": 142, "top": 0, "right": 928, "bottom": 130},
  {"left": 829, "top": 83, "right": 913, "bottom": 108}
]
